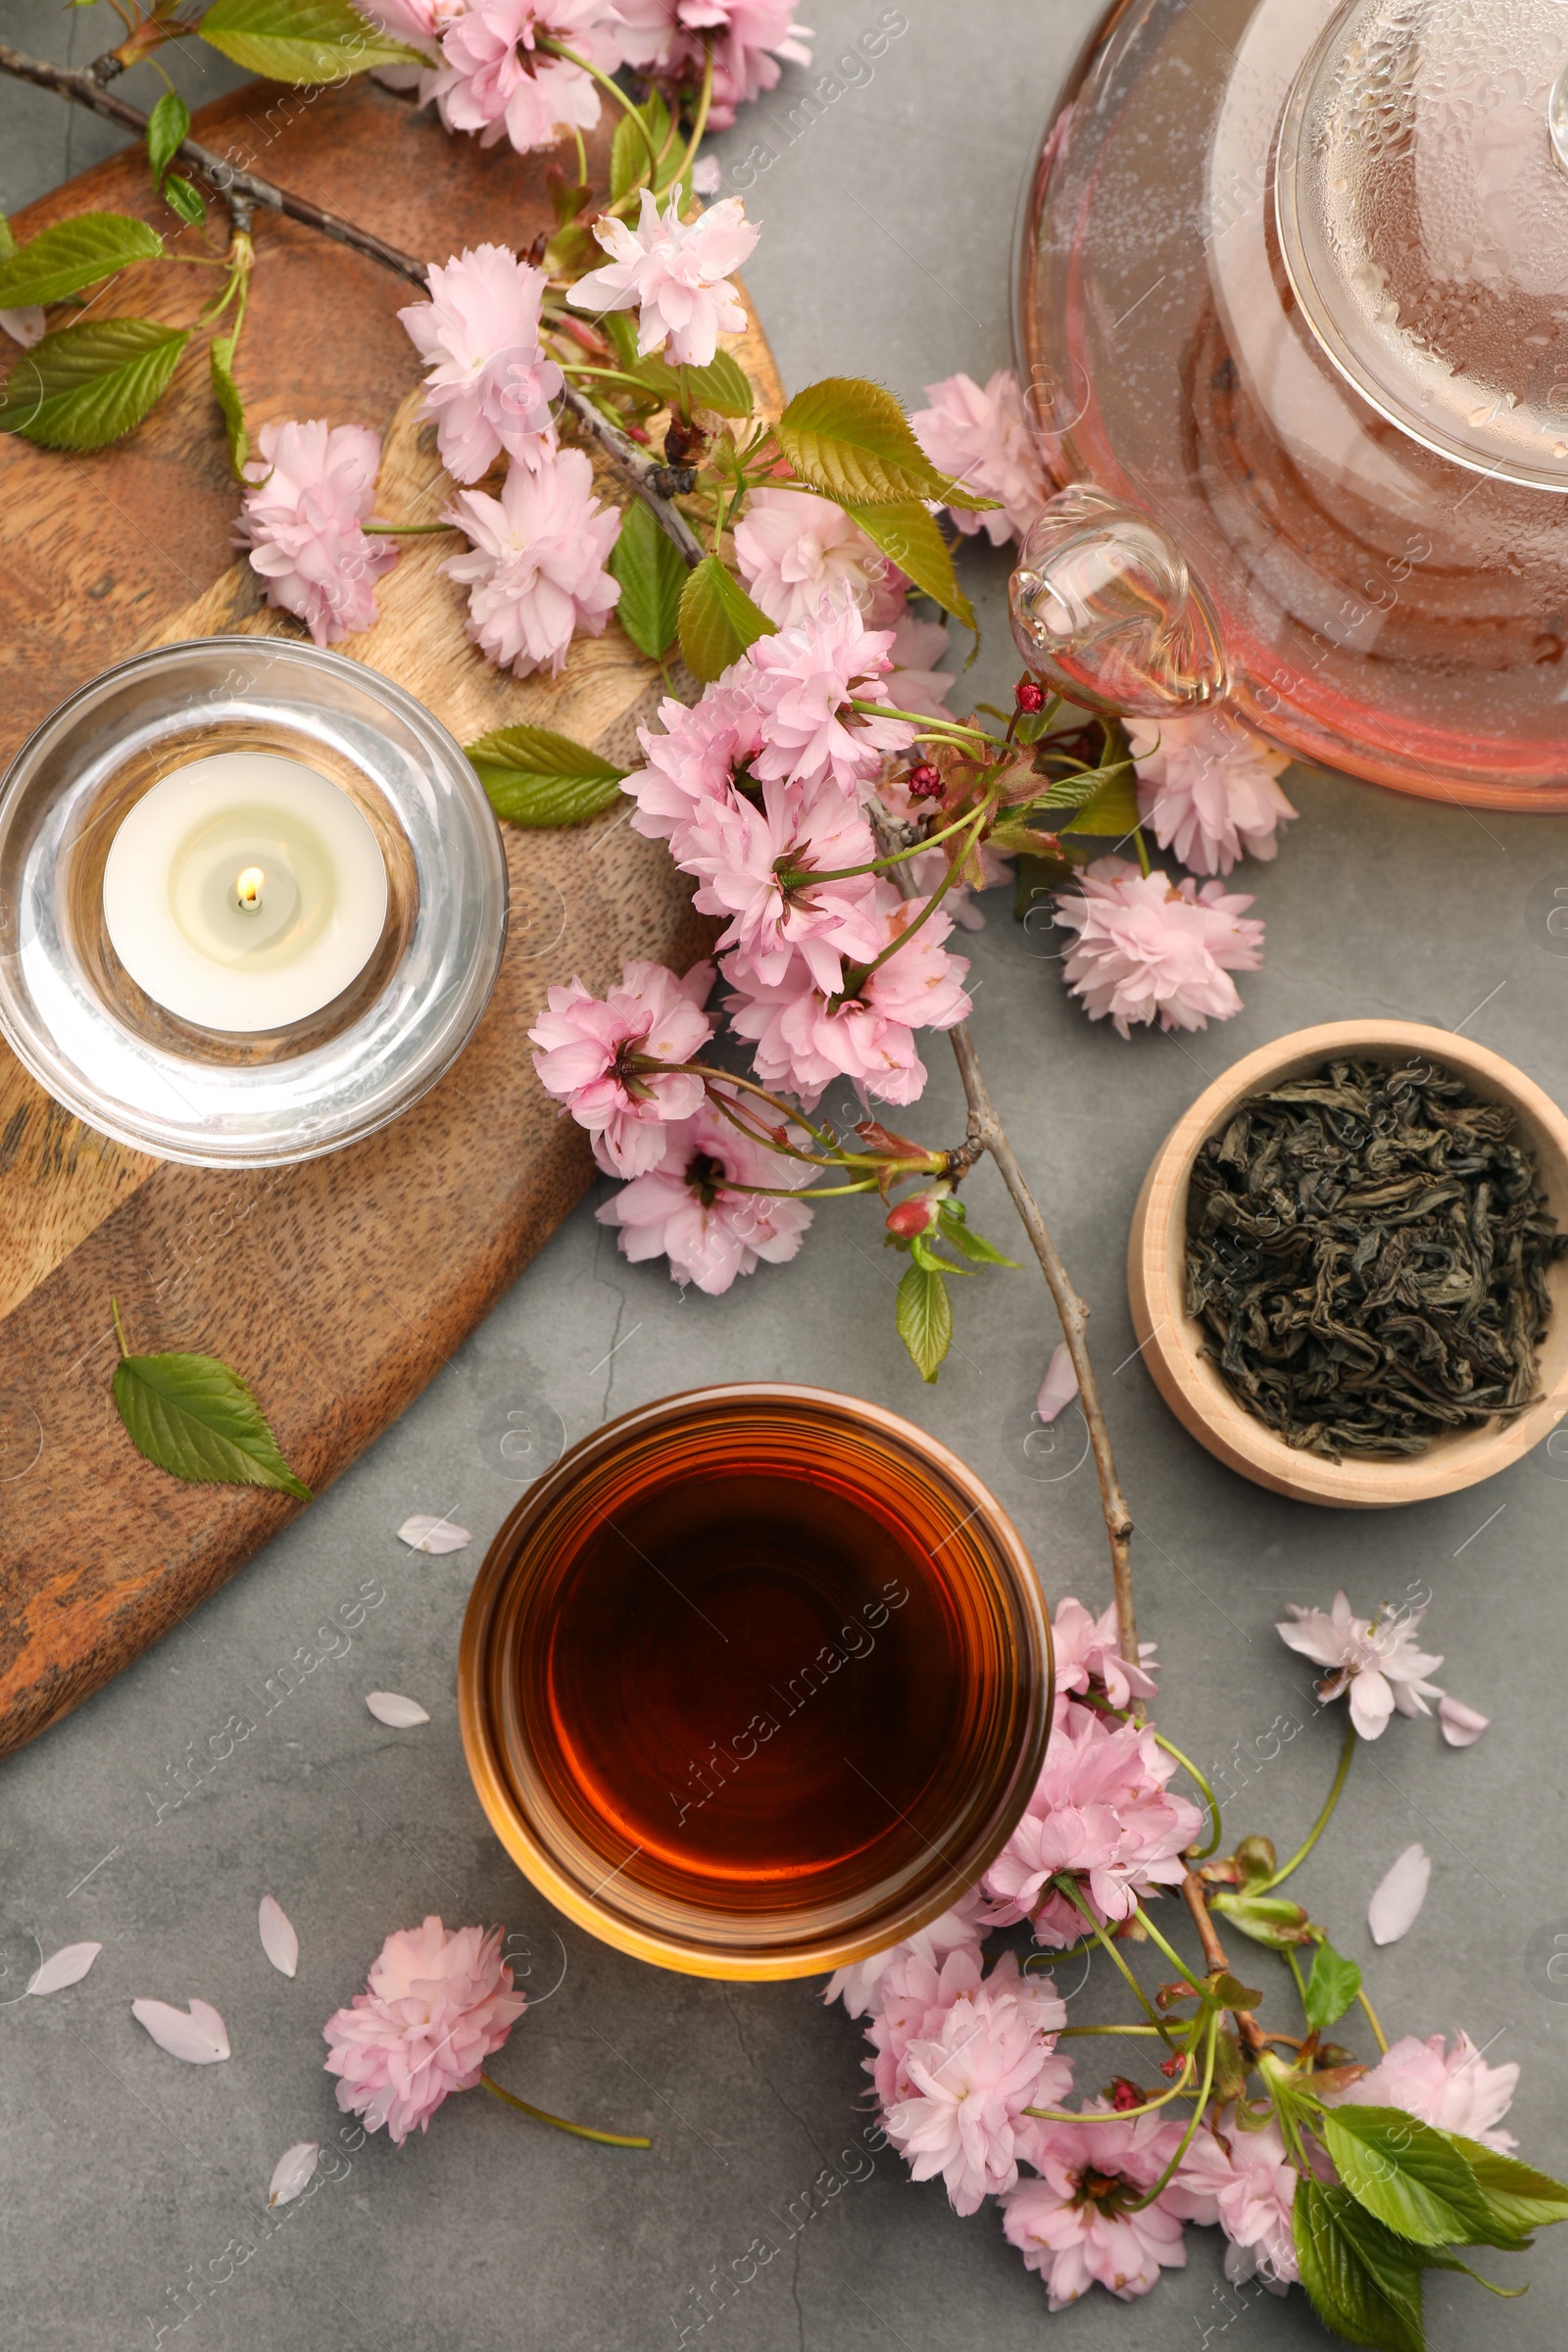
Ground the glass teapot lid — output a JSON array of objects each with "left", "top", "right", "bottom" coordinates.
[{"left": 1277, "top": 0, "right": 1568, "bottom": 490}]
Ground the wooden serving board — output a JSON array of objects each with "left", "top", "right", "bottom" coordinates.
[{"left": 0, "top": 79, "right": 778, "bottom": 1759}]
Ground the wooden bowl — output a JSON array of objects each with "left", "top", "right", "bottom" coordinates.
[{"left": 1127, "top": 1021, "right": 1568, "bottom": 1507}]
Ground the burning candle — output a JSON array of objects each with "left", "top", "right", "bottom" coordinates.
[{"left": 102, "top": 750, "right": 388, "bottom": 1033}]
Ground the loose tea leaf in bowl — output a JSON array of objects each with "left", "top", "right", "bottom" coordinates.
[{"left": 1184, "top": 1057, "right": 1567, "bottom": 1460}]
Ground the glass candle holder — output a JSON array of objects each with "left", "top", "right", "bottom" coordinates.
[
  {"left": 459, "top": 1384, "right": 1054, "bottom": 1981},
  {"left": 0, "top": 637, "right": 508, "bottom": 1165}
]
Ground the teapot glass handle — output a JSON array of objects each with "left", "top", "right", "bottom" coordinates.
[{"left": 1008, "top": 486, "right": 1229, "bottom": 717}]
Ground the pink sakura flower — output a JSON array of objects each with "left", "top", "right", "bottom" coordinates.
[
  {"left": 1054, "top": 857, "right": 1264, "bottom": 1039},
  {"left": 1325, "top": 2031, "right": 1519, "bottom": 2153},
  {"left": 1276, "top": 1592, "right": 1446, "bottom": 1740},
  {"left": 620, "top": 681, "right": 761, "bottom": 848},
  {"left": 680, "top": 775, "right": 882, "bottom": 990},
  {"left": 321, "top": 1918, "right": 524, "bottom": 2147},
  {"left": 428, "top": 0, "right": 612, "bottom": 153},
  {"left": 595, "top": 1100, "right": 812, "bottom": 1294},
  {"left": 745, "top": 602, "right": 917, "bottom": 791},
  {"left": 822, "top": 1885, "right": 999, "bottom": 2021},
  {"left": 869, "top": 1947, "right": 1065, "bottom": 2123},
  {"left": 911, "top": 367, "right": 1053, "bottom": 547},
  {"left": 1171, "top": 2119, "right": 1298, "bottom": 2291},
  {"left": 982, "top": 1698, "right": 1203, "bottom": 1945},
  {"left": 885, "top": 612, "right": 956, "bottom": 720},
  {"left": 235, "top": 419, "right": 396, "bottom": 647},
  {"left": 442, "top": 448, "right": 619, "bottom": 677},
  {"left": 360, "top": 0, "right": 465, "bottom": 63},
  {"left": 1438, "top": 1694, "right": 1490, "bottom": 1746},
  {"left": 1001, "top": 2104, "right": 1194, "bottom": 2308},
  {"left": 569, "top": 188, "right": 758, "bottom": 367},
  {"left": 1050, "top": 1595, "right": 1159, "bottom": 1712},
  {"left": 1128, "top": 710, "right": 1297, "bottom": 878},
  {"left": 528, "top": 957, "right": 713, "bottom": 1177},
  {"left": 725, "top": 889, "right": 971, "bottom": 1109},
  {"left": 733, "top": 488, "right": 906, "bottom": 630},
  {"left": 399, "top": 245, "right": 563, "bottom": 484},
  {"left": 612, "top": 0, "right": 812, "bottom": 129},
  {"left": 884, "top": 1959, "right": 1073, "bottom": 2215}
]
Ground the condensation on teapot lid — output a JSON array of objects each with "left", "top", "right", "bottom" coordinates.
[{"left": 1276, "top": 0, "right": 1568, "bottom": 491}]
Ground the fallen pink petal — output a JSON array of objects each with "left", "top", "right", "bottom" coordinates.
[
  {"left": 1368, "top": 1843, "right": 1432, "bottom": 1946},
  {"left": 1438, "top": 1694, "right": 1490, "bottom": 1748},
  {"left": 397, "top": 1513, "right": 472, "bottom": 1555},
  {"left": 267, "top": 2141, "right": 321, "bottom": 2209},
  {"left": 1035, "top": 1343, "right": 1079, "bottom": 1426},
  {"left": 259, "top": 1895, "right": 299, "bottom": 1980},
  {"left": 131, "top": 1996, "right": 231, "bottom": 2064},
  {"left": 366, "top": 1691, "right": 431, "bottom": 1729},
  {"left": 26, "top": 1941, "right": 101, "bottom": 1997}
]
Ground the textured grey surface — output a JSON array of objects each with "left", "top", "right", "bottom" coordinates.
[{"left": 3, "top": 4, "right": 1567, "bottom": 2348}]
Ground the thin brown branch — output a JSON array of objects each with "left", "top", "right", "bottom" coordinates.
[
  {"left": 1182, "top": 1869, "right": 1263, "bottom": 2059},
  {"left": 557, "top": 382, "right": 704, "bottom": 564},
  {"left": 0, "top": 40, "right": 430, "bottom": 286}
]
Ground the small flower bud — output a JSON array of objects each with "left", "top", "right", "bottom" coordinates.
[
  {"left": 1234, "top": 1835, "right": 1277, "bottom": 1885},
  {"left": 1158, "top": 2053, "right": 1186, "bottom": 2079},
  {"left": 906, "top": 762, "right": 944, "bottom": 800},
  {"left": 1109, "top": 2078, "right": 1144, "bottom": 2112},
  {"left": 885, "top": 1196, "right": 936, "bottom": 1240},
  {"left": 1014, "top": 679, "right": 1046, "bottom": 712}
]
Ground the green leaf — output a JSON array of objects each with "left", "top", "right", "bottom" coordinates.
[
  {"left": 163, "top": 175, "right": 207, "bottom": 228},
  {"left": 633, "top": 346, "right": 755, "bottom": 418},
  {"left": 1294, "top": 2180, "right": 1427, "bottom": 2352},
  {"left": 935, "top": 1198, "right": 1019, "bottom": 1266},
  {"left": 210, "top": 331, "right": 248, "bottom": 480},
  {"left": 0, "top": 213, "right": 16, "bottom": 264},
  {"left": 146, "top": 89, "right": 191, "bottom": 187},
  {"left": 608, "top": 497, "right": 686, "bottom": 662},
  {"left": 1319, "top": 2104, "right": 1493, "bottom": 2249},
  {"left": 604, "top": 310, "right": 641, "bottom": 368},
  {"left": 1060, "top": 761, "right": 1141, "bottom": 839},
  {"left": 199, "top": 0, "right": 426, "bottom": 82},
  {"left": 0, "top": 213, "right": 164, "bottom": 311},
  {"left": 896, "top": 1260, "right": 952, "bottom": 1384},
  {"left": 909, "top": 1232, "right": 974, "bottom": 1278},
  {"left": 465, "top": 725, "right": 626, "bottom": 827},
  {"left": 610, "top": 93, "right": 671, "bottom": 204},
  {"left": 1208, "top": 1971, "right": 1264, "bottom": 2009},
  {"left": 1207, "top": 1886, "right": 1314, "bottom": 1948},
  {"left": 1304, "top": 1936, "right": 1363, "bottom": 2034},
  {"left": 678, "top": 554, "right": 776, "bottom": 682},
  {"left": 777, "top": 375, "right": 955, "bottom": 507},
  {"left": 1443, "top": 2134, "right": 1568, "bottom": 2247},
  {"left": 114, "top": 1348, "right": 312, "bottom": 1500},
  {"left": 0, "top": 318, "right": 189, "bottom": 450},
  {"left": 840, "top": 498, "right": 974, "bottom": 630}
]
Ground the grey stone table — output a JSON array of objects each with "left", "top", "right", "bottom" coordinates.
[{"left": 4, "top": 5, "right": 1567, "bottom": 2347}]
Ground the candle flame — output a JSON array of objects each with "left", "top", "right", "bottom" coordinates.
[{"left": 235, "top": 866, "right": 265, "bottom": 915}]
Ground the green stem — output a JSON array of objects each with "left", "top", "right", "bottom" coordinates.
[
  {"left": 1024, "top": 2063, "right": 1197, "bottom": 2124},
  {"left": 570, "top": 120, "right": 588, "bottom": 186},
  {"left": 559, "top": 363, "right": 660, "bottom": 388},
  {"left": 1129, "top": 1899, "right": 1208, "bottom": 1995},
  {"left": 777, "top": 800, "right": 996, "bottom": 891},
  {"left": 1054, "top": 1877, "right": 1180, "bottom": 2050},
  {"left": 110, "top": 1297, "right": 129, "bottom": 1360},
  {"left": 670, "top": 43, "right": 714, "bottom": 186},
  {"left": 480, "top": 2072, "right": 651, "bottom": 2148},
  {"left": 723, "top": 1179, "right": 881, "bottom": 1200},
  {"left": 1284, "top": 1945, "right": 1308, "bottom": 2012},
  {"left": 1148, "top": 1733, "right": 1223, "bottom": 1861},
  {"left": 1356, "top": 1985, "right": 1390, "bottom": 2056},
  {"left": 362, "top": 522, "right": 463, "bottom": 535},
  {"left": 1263, "top": 1720, "right": 1356, "bottom": 1892},
  {"left": 1127, "top": 2018, "right": 1218, "bottom": 2210},
  {"left": 849, "top": 697, "right": 1001, "bottom": 746},
  {"left": 1056, "top": 2024, "right": 1166, "bottom": 2038},
  {"left": 539, "top": 38, "right": 659, "bottom": 173},
  {"left": 839, "top": 803, "right": 993, "bottom": 995}
]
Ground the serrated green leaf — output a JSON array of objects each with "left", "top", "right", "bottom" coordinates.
[
  {"left": 114, "top": 1348, "right": 312, "bottom": 1500},
  {"left": 1060, "top": 760, "right": 1141, "bottom": 839},
  {"left": 1294, "top": 2180, "right": 1427, "bottom": 2352},
  {"left": 678, "top": 554, "right": 775, "bottom": 681},
  {"left": 909, "top": 1233, "right": 974, "bottom": 1277},
  {"left": 778, "top": 375, "right": 953, "bottom": 506},
  {"left": 0, "top": 318, "right": 188, "bottom": 450},
  {"left": 1304, "top": 1936, "right": 1363, "bottom": 2034},
  {"left": 935, "top": 1200, "right": 1019, "bottom": 1267},
  {"left": 199, "top": 0, "right": 425, "bottom": 81},
  {"left": 210, "top": 331, "right": 248, "bottom": 479},
  {"left": 839, "top": 498, "right": 974, "bottom": 630},
  {"left": 465, "top": 725, "right": 626, "bottom": 826},
  {"left": 1442, "top": 2134, "right": 1568, "bottom": 2248},
  {"left": 608, "top": 497, "right": 686, "bottom": 661},
  {"left": 1319, "top": 2104, "right": 1493, "bottom": 2249},
  {"left": 146, "top": 90, "right": 191, "bottom": 187},
  {"left": 633, "top": 346, "right": 755, "bottom": 418},
  {"left": 896, "top": 1260, "right": 952, "bottom": 1384},
  {"left": 163, "top": 175, "right": 207, "bottom": 228},
  {"left": 0, "top": 213, "right": 164, "bottom": 311},
  {"left": 611, "top": 97, "right": 670, "bottom": 204}
]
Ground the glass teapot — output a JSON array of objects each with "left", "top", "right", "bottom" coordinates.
[{"left": 1012, "top": 0, "right": 1568, "bottom": 809}]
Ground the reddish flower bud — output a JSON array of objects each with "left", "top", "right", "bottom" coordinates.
[
  {"left": 885, "top": 1196, "right": 936, "bottom": 1239},
  {"left": 906, "top": 762, "right": 944, "bottom": 800},
  {"left": 1015, "top": 679, "right": 1047, "bottom": 712},
  {"left": 1109, "top": 2078, "right": 1144, "bottom": 2112},
  {"left": 1159, "top": 2053, "right": 1186, "bottom": 2079}
]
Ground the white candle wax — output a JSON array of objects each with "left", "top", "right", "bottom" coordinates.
[{"left": 102, "top": 751, "right": 389, "bottom": 1033}]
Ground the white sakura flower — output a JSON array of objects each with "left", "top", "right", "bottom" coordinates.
[
  {"left": 1276, "top": 1591, "right": 1445, "bottom": 1739},
  {"left": 568, "top": 188, "right": 759, "bottom": 367}
]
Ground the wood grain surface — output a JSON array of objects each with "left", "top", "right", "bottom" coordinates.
[
  {"left": 1126, "top": 1020, "right": 1568, "bottom": 1507},
  {"left": 0, "top": 79, "right": 779, "bottom": 1757}
]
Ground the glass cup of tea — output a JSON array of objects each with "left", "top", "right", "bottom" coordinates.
[{"left": 459, "top": 1384, "right": 1054, "bottom": 1980}]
